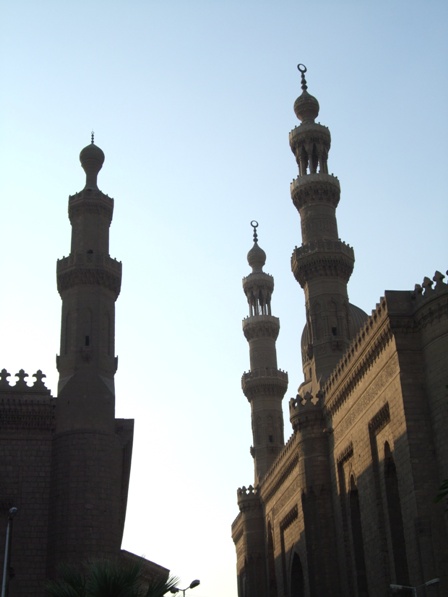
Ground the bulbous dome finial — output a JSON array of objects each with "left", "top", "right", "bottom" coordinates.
[
  {"left": 294, "top": 64, "right": 320, "bottom": 123},
  {"left": 79, "top": 133, "right": 105, "bottom": 190},
  {"left": 247, "top": 220, "right": 266, "bottom": 272}
]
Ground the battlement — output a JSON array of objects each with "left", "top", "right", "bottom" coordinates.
[
  {"left": 0, "top": 369, "right": 54, "bottom": 430},
  {"left": 0, "top": 369, "right": 51, "bottom": 395},
  {"left": 237, "top": 485, "right": 261, "bottom": 513},
  {"left": 289, "top": 390, "right": 326, "bottom": 433},
  {"left": 411, "top": 270, "right": 448, "bottom": 303},
  {"left": 289, "top": 390, "right": 324, "bottom": 412}
]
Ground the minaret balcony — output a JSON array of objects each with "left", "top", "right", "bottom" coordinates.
[
  {"left": 289, "top": 122, "right": 331, "bottom": 154},
  {"left": 68, "top": 189, "right": 114, "bottom": 221},
  {"left": 291, "top": 239, "right": 354, "bottom": 287},
  {"left": 290, "top": 173, "right": 340, "bottom": 210},
  {"left": 241, "top": 367, "right": 288, "bottom": 399},
  {"left": 57, "top": 253, "right": 122, "bottom": 297},
  {"left": 242, "top": 315, "right": 280, "bottom": 340}
]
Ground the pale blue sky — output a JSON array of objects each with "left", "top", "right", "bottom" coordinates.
[{"left": 1, "top": 2, "right": 447, "bottom": 596}]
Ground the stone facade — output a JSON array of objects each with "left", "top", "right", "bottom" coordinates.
[
  {"left": 0, "top": 142, "right": 168, "bottom": 596},
  {"left": 232, "top": 67, "right": 448, "bottom": 597}
]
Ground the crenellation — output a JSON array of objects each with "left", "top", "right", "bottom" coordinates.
[{"left": 0, "top": 368, "right": 51, "bottom": 394}]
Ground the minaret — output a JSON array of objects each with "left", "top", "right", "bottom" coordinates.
[
  {"left": 241, "top": 221, "right": 288, "bottom": 484},
  {"left": 56, "top": 135, "right": 122, "bottom": 429},
  {"left": 290, "top": 65, "right": 359, "bottom": 392},
  {"left": 49, "top": 138, "right": 129, "bottom": 571}
]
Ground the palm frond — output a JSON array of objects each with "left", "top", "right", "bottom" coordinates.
[{"left": 143, "top": 575, "right": 179, "bottom": 597}]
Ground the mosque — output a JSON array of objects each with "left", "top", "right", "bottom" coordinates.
[
  {"left": 232, "top": 66, "right": 448, "bottom": 597},
  {"left": 0, "top": 65, "right": 446, "bottom": 597}
]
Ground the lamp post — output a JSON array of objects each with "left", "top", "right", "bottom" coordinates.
[
  {"left": 1, "top": 507, "right": 18, "bottom": 597},
  {"left": 390, "top": 578, "right": 440, "bottom": 596},
  {"left": 170, "top": 579, "right": 200, "bottom": 597}
]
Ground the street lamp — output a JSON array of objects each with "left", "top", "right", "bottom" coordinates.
[
  {"left": 170, "top": 579, "right": 200, "bottom": 597},
  {"left": 390, "top": 578, "right": 440, "bottom": 596},
  {"left": 1, "top": 507, "right": 18, "bottom": 597}
]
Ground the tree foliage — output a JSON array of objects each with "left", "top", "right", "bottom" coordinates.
[
  {"left": 435, "top": 479, "right": 448, "bottom": 503},
  {"left": 45, "top": 560, "right": 178, "bottom": 597}
]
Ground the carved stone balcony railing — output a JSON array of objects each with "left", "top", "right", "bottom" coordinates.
[
  {"left": 291, "top": 239, "right": 354, "bottom": 286},
  {"left": 289, "top": 122, "right": 331, "bottom": 152},
  {"left": 57, "top": 253, "right": 122, "bottom": 297},
  {"left": 241, "top": 367, "right": 288, "bottom": 399}
]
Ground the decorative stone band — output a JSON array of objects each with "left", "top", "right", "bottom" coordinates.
[
  {"left": 57, "top": 254, "right": 122, "bottom": 297},
  {"left": 289, "top": 122, "right": 331, "bottom": 153},
  {"left": 291, "top": 239, "right": 354, "bottom": 287},
  {"left": 241, "top": 368, "right": 288, "bottom": 399},
  {"left": 242, "top": 315, "right": 280, "bottom": 340},
  {"left": 290, "top": 173, "right": 340, "bottom": 210},
  {"left": 237, "top": 485, "right": 262, "bottom": 512},
  {"left": 68, "top": 190, "right": 114, "bottom": 222}
]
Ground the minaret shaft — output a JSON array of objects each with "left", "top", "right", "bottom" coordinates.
[{"left": 55, "top": 143, "right": 121, "bottom": 430}]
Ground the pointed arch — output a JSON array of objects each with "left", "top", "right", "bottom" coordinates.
[
  {"left": 384, "top": 442, "right": 409, "bottom": 584},
  {"left": 349, "top": 476, "right": 368, "bottom": 596},
  {"left": 267, "top": 521, "right": 277, "bottom": 597},
  {"left": 290, "top": 552, "right": 304, "bottom": 597}
]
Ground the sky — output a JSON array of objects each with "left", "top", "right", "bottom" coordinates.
[{"left": 0, "top": 1, "right": 447, "bottom": 596}]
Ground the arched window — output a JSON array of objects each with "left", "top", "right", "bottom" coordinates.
[
  {"left": 349, "top": 476, "right": 368, "bottom": 596},
  {"left": 290, "top": 552, "right": 304, "bottom": 597},
  {"left": 384, "top": 442, "right": 409, "bottom": 584},
  {"left": 267, "top": 522, "right": 277, "bottom": 597}
]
